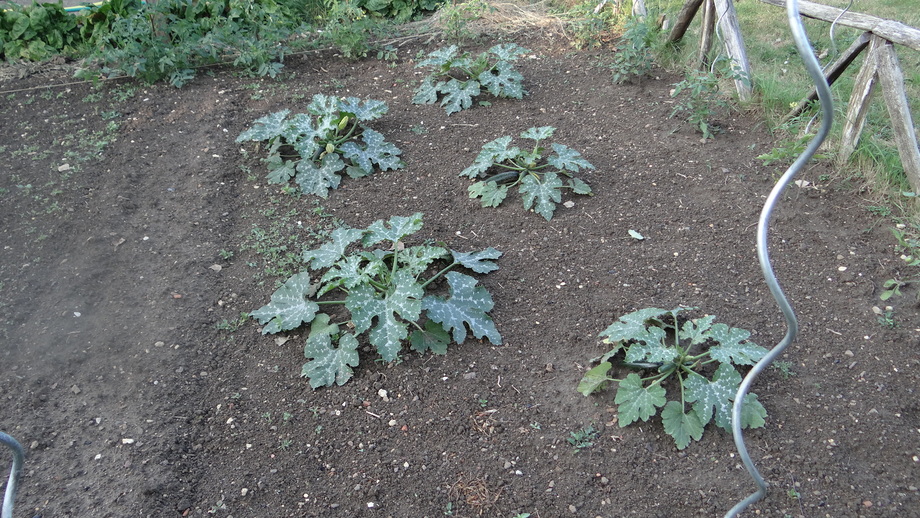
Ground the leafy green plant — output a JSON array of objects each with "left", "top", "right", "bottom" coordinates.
[
  {"left": 609, "top": 15, "right": 657, "bottom": 83},
  {"left": 564, "top": 0, "right": 618, "bottom": 50},
  {"left": 413, "top": 44, "right": 529, "bottom": 115},
  {"left": 0, "top": 1, "right": 81, "bottom": 61},
  {"left": 76, "top": 0, "right": 297, "bottom": 86},
  {"left": 578, "top": 307, "right": 769, "bottom": 449},
  {"left": 250, "top": 213, "right": 503, "bottom": 388},
  {"left": 461, "top": 126, "right": 594, "bottom": 220},
  {"left": 880, "top": 222, "right": 920, "bottom": 300},
  {"left": 236, "top": 94, "right": 404, "bottom": 197},
  {"left": 670, "top": 62, "right": 748, "bottom": 139},
  {"left": 438, "top": 0, "right": 491, "bottom": 44}
]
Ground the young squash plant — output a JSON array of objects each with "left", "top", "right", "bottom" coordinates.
[
  {"left": 461, "top": 126, "right": 594, "bottom": 220},
  {"left": 413, "top": 43, "right": 528, "bottom": 114},
  {"left": 578, "top": 307, "right": 769, "bottom": 449},
  {"left": 236, "top": 94, "right": 404, "bottom": 197},
  {"left": 250, "top": 213, "right": 503, "bottom": 388}
]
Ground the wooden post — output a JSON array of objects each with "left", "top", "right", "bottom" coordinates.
[
  {"left": 839, "top": 36, "right": 882, "bottom": 163},
  {"left": 713, "top": 0, "right": 753, "bottom": 100},
  {"left": 632, "top": 0, "right": 647, "bottom": 17},
  {"left": 667, "top": 0, "right": 706, "bottom": 44},
  {"left": 875, "top": 39, "right": 920, "bottom": 193},
  {"left": 698, "top": 0, "right": 716, "bottom": 69},
  {"left": 783, "top": 32, "right": 871, "bottom": 122}
]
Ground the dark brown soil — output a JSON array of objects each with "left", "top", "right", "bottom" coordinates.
[{"left": 2, "top": 30, "right": 919, "bottom": 518}]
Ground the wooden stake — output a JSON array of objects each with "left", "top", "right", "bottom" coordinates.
[
  {"left": 698, "top": 0, "right": 716, "bottom": 69},
  {"left": 782, "top": 32, "right": 871, "bottom": 123},
  {"left": 875, "top": 39, "right": 920, "bottom": 193},
  {"left": 839, "top": 35, "right": 882, "bottom": 163},
  {"left": 667, "top": 0, "right": 706, "bottom": 44},
  {"left": 713, "top": 0, "right": 753, "bottom": 100}
]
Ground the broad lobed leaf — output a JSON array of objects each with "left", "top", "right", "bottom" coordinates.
[
  {"left": 706, "top": 323, "right": 767, "bottom": 366},
  {"left": 346, "top": 270, "right": 424, "bottom": 361},
  {"left": 249, "top": 271, "right": 319, "bottom": 334},
  {"left": 236, "top": 109, "right": 290, "bottom": 142},
  {"left": 661, "top": 401, "right": 705, "bottom": 449},
  {"left": 440, "top": 78, "right": 480, "bottom": 115},
  {"left": 363, "top": 213, "right": 425, "bottom": 246},
  {"left": 520, "top": 172, "right": 563, "bottom": 220},
  {"left": 423, "top": 271, "right": 501, "bottom": 345},
  {"left": 450, "top": 247, "right": 502, "bottom": 273},
  {"left": 578, "top": 362, "right": 613, "bottom": 396},
  {"left": 338, "top": 97, "right": 388, "bottom": 121},
  {"left": 303, "top": 227, "right": 364, "bottom": 269},
  {"left": 615, "top": 373, "right": 666, "bottom": 426},
  {"left": 294, "top": 153, "right": 345, "bottom": 198},
  {"left": 302, "top": 314, "right": 360, "bottom": 388},
  {"left": 548, "top": 143, "right": 595, "bottom": 172},
  {"left": 469, "top": 180, "right": 510, "bottom": 207}
]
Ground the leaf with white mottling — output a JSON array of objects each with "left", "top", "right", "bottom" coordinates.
[
  {"left": 423, "top": 271, "right": 501, "bottom": 345},
  {"left": 250, "top": 272, "right": 318, "bottom": 334}
]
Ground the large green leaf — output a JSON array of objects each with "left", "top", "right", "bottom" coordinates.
[
  {"left": 548, "top": 143, "right": 595, "bottom": 172},
  {"left": 416, "top": 44, "right": 459, "bottom": 68},
  {"left": 478, "top": 60, "right": 525, "bottom": 98},
  {"left": 249, "top": 271, "right": 319, "bottom": 334},
  {"left": 661, "top": 401, "right": 705, "bottom": 449},
  {"left": 338, "top": 97, "right": 388, "bottom": 121},
  {"left": 399, "top": 245, "right": 450, "bottom": 277},
  {"left": 294, "top": 154, "right": 345, "bottom": 198},
  {"left": 615, "top": 373, "right": 666, "bottom": 426},
  {"left": 440, "top": 78, "right": 480, "bottom": 115},
  {"left": 422, "top": 271, "right": 501, "bottom": 345},
  {"left": 346, "top": 270, "right": 423, "bottom": 361},
  {"left": 362, "top": 213, "right": 424, "bottom": 246},
  {"left": 683, "top": 365, "right": 741, "bottom": 430},
  {"left": 520, "top": 172, "right": 563, "bottom": 220},
  {"left": 521, "top": 126, "right": 554, "bottom": 142},
  {"left": 468, "top": 180, "right": 510, "bottom": 207},
  {"left": 450, "top": 247, "right": 502, "bottom": 273},
  {"left": 599, "top": 307, "right": 672, "bottom": 343},
  {"left": 706, "top": 323, "right": 767, "bottom": 366},
  {"left": 487, "top": 43, "right": 528, "bottom": 61},
  {"left": 413, "top": 78, "right": 441, "bottom": 105},
  {"left": 409, "top": 320, "right": 451, "bottom": 355},
  {"left": 317, "top": 252, "right": 387, "bottom": 296},
  {"left": 302, "top": 314, "right": 360, "bottom": 388},
  {"left": 303, "top": 227, "right": 364, "bottom": 269},
  {"left": 340, "top": 127, "right": 403, "bottom": 176},
  {"left": 307, "top": 93, "right": 340, "bottom": 117},
  {"left": 578, "top": 362, "right": 613, "bottom": 396},
  {"left": 740, "top": 393, "right": 767, "bottom": 429},
  {"left": 621, "top": 326, "right": 672, "bottom": 365},
  {"left": 460, "top": 136, "right": 519, "bottom": 178},
  {"left": 236, "top": 109, "right": 290, "bottom": 142}
]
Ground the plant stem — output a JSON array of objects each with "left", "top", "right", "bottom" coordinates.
[{"left": 419, "top": 261, "right": 457, "bottom": 290}]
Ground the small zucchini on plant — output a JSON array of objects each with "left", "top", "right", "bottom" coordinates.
[
  {"left": 462, "top": 126, "right": 594, "bottom": 220},
  {"left": 236, "top": 94, "right": 404, "bottom": 197},
  {"left": 578, "top": 307, "right": 769, "bottom": 449},
  {"left": 249, "top": 213, "right": 503, "bottom": 388},
  {"left": 413, "top": 43, "right": 528, "bottom": 114}
]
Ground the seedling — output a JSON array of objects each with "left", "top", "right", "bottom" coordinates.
[
  {"left": 413, "top": 44, "right": 529, "bottom": 115},
  {"left": 579, "top": 307, "right": 769, "bottom": 449},
  {"left": 610, "top": 16, "right": 657, "bottom": 83},
  {"left": 567, "top": 425, "right": 599, "bottom": 452},
  {"left": 461, "top": 126, "right": 594, "bottom": 220},
  {"left": 237, "top": 94, "right": 404, "bottom": 197},
  {"left": 250, "top": 213, "right": 503, "bottom": 388}
]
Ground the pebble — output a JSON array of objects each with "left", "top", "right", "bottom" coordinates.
[{"left": 241, "top": 488, "right": 248, "bottom": 497}]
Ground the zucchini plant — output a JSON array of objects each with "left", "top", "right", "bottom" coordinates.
[
  {"left": 413, "top": 43, "right": 528, "bottom": 114},
  {"left": 461, "top": 126, "right": 593, "bottom": 220},
  {"left": 236, "top": 94, "right": 404, "bottom": 197},
  {"left": 250, "top": 213, "right": 503, "bottom": 388},
  {"left": 578, "top": 307, "right": 769, "bottom": 449}
]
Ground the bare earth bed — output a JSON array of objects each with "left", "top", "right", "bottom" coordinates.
[{"left": 1, "top": 29, "right": 919, "bottom": 518}]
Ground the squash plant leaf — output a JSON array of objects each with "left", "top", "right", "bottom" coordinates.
[
  {"left": 450, "top": 247, "right": 502, "bottom": 274},
  {"left": 440, "top": 78, "right": 480, "bottom": 115},
  {"left": 683, "top": 365, "right": 741, "bottom": 430},
  {"left": 346, "top": 270, "right": 423, "bottom": 361},
  {"left": 549, "top": 143, "right": 596, "bottom": 172},
  {"left": 416, "top": 44, "right": 459, "bottom": 68},
  {"left": 599, "top": 307, "right": 671, "bottom": 344},
  {"left": 469, "top": 180, "right": 509, "bottom": 207},
  {"left": 478, "top": 60, "right": 525, "bottom": 98},
  {"left": 615, "top": 373, "right": 666, "bottom": 426},
  {"left": 363, "top": 212, "right": 424, "bottom": 246},
  {"left": 621, "top": 326, "right": 671, "bottom": 364},
  {"left": 236, "top": 109, "right": 291, "bottom": 142},
  {"left": 266, "top": 157, "right": 296, "bottom": 184},
  {"left": 302, "top": 315, "right": 360, "bottom": 388},
  {"left": 423, "top": 271, "right": 501, "bottom": 345},
  {"left": 409, "top": 320, "right": 451, "bottom": 355},
  {"left": 303, "top": 227, "right": 364, "bottom": 269},
  {"left": 295, "top": 153, "right": 345, "bottom": 198},
  {"left": 520, "top": 126, "right": 555, "bottom": 141},
  {"left": 705, "top": 323, "right": 767, "bottom": 366},
  {"left": 568, "top": 177, "right": 593, "bottom": 195},
  {"left": 400, "top": 245, "right": 450, "bottom": 277},
  {"left": 340, "top": 127, "right": 403, "bottom": 177},
  {"left": 740, "top": 393, "right": 767, "bottom": 429},
  {"left": 577, "top": 361, "right": 613, "bottom": 396},
  {"left": 338, "top": 97, "right": 388, "bottom": 121},
  {"left": 250, "top": 271, "right": 319, "bottom": 335},
  {"left": 520, "top": 172, "right": 563, "bottom": 220},
  {"left": 661, "top": 401, "right": 705, "bottom": 450},
  {"left": 413, "top": 78, "right": 440, "bottom": 105},
  {"left": 488, "top": 42, "right": 529, "bottom": 61}
]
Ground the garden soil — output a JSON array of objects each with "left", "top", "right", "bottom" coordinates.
[{"left": 1, "top": 29, "right": 919, "bottom": 518}]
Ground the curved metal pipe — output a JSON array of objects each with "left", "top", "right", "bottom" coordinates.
[
  {"left": 725, "top": 0, "right": 834, "bottom": 516},
  {"left": 1, "top": 432, "right": 24, "bottom": 518}
]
